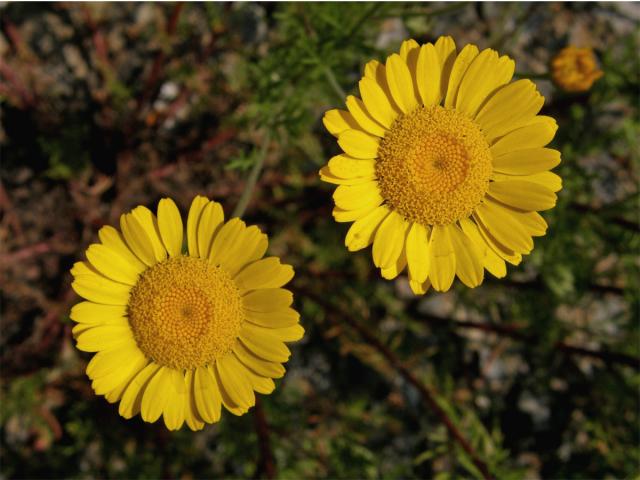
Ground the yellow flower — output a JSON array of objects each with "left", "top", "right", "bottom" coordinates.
[
  {"left": 551, "top": 46, "right": 603, "bottom": 93},
  {"left": 70, "top": 196, "right": 303, "bottom": 430},
  {"left": 320, "top": 37, "right": 562, "bottom": 295}
]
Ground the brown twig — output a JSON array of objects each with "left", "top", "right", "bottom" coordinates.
[
  {"left": 302, "top": 290, "right": 494, "bottom": 479},
  {"left": 253, "top": 397, "right": 276, "bottom": 480},
  {"left": 0, "top": 58, "right": 35, "bottom": 107},
  {"left": 0, "top": 179, "right": 24, "bottom": 239},
  {"left": 82, "top": 6, "right": 111, "bottom": 68},
  {"left": 554, "top": 342, "right": 640, "bottom": 370},
  {"left": 0, "top": 242, "right": 52, "bottom": 266},
  {"left": 414, "top": 313, "right": 640, "bottom": 371}
]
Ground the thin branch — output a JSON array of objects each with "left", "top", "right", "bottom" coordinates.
[
  {"left": 252, "top": 398, "right": 276, "bottom": 480},
  {"left": 414, "top": 313, "right": 640, "bottom": 371},
  {"left": 554, "top": 342, "right": 640, "bottom": 370},
  {"left": 321, "top": 63, "right": 347, "bottom": 101},
  {"left": 232, "top": 131, "right": 271, "bottom": 218},
  {"left": 304, "top": 290, "right": 494, "bottom": 480}
]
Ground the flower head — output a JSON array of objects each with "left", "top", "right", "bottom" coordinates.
[
  {"left": 320, "top": 37, "right": 562, "bottom": 295},
  {"left": 70, "top": 196, "right": 303, "bottom": 430},
  {"left": 551, "top": 46, "right": 603, "bottom": 93}
]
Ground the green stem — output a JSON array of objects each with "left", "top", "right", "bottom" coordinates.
[
  {"left": 232, "top": 131, "right": 272, "bottom": 218},
  {"left": 322, "top": 63, "right": 347, "bottom": 100}
]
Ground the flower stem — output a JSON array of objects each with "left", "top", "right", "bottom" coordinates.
[
  {"left": 322, "top": 63, "right": 347, "bottom": 101},
  {"left": 232, "top": 131, "right": 272, "bottom": 219}
]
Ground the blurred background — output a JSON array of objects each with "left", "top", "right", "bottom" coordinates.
[{"left": 1, "top": 2, "right": 638, "bottom": 479}]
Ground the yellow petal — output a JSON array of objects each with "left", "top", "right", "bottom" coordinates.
[
  {"left": 333, "top": 182, "right": 383, "bottom": 211},
  {"left": 434, "top": 36, "right": 457, "bottom": 99},
  {"left": 75, "top": 324, "right": 135, "bottom": 352},
  {"left": 416, "top": 43, "right": 441, "bottom": 106},
  {"left": 240, "top": 324, "right": 291, "bottom": 363},
  {"left": 332, "top": 205, "right": 378, "bottom": 223},
  {"left": 400, "top": 40, "right": 421, "bottom": 104},
  {"left": 409, "top": 277, "right": 432, "bottom": 295},
  {"left": 459, "top": 217, "right": 507, "bottom": 278},
  {"left": 244, "top": 322, "right": 304, "bottom": 343},
  {"left": 492, "top": 171, "right": 563, "bottom": 193},
  {"left": 119, "top": 363, "right": 161, "bottom": 419},
  {"left": 507, "top": 210, "right": 548, "bottom": 237},
  {"left": 194, "top": 365, "right": 222, "bottom": 423},
  {"left": 86, "top": 243, "right": 143, "bottom": 285},
  {"left": 338, "top": 129, "right": 380, "bottom": 159},
  {"left": 91, "top": 354, "right": 146, "bottom": 396},
  {"left": 372, "top": 211, "right": 408, "bottom": 269},
  {"left": 120, "top": 212, "right": 157, "bottom": 267},
  {"left": 233, "top": 341, "right": 285, "bottom": 379},
  {"left": 457, "top": 49, "right": 514, "bottom": 118},
  {"left": 98, "top": 225, "right": 146, "bottom": 272},
  {"left": 162, "top": 369, "right": 186, "bottom": 431},
  {"left": 399, "top": 39, "right": 420, "bottom": 62},
  {"left": 157, "top": 198, "right": 183, "bottom": 257},
  {"left": 328, "top": 155, "right": 376, "bottom": 179},
  {"left": 358, "top": 76, "right": 397, "bottom": 129},
  {"left": 130, "top": 206, "right": 167, "bottom": 263},
  {"left": 209, "top": 217, "right": 245, "bottom": 267},
  {"left": 239, "top": 359, "right": 276, "bottom": 394},
  {"left": 243, "top": 288, "right": 293, "bottom": 312},
  {"left": 449, "top": 224, "right": 484, "bottom": 288},
  {"left": 72, "top": 272, "right": 131, "bottom": 305},
  {"left": 490, "top": 116, "right": 558, "bottom": 157},
  {"left": 86, "top": 343, "right": 145, "bottom": 379},
  {"left": 444, "top": 44, "right": 479, "bottom": 108},
  {"left": 272, "top": 324, "right": 305, "bottom": 342},
  {"left": 245, "top": 308, "right": 300, "bottom": 328},
  {"left": 385, "top": 53, "right": 419, "bottom": 113},
  {"left": 428, "top": 224, "right": 456, "bottom": 292},
  {"left": 345, "top": 205, "right": 390, "bottom": 251},
  {"left": 345, "top": 96, "right": 387, "bottom": 137},
  {"left": 488, "top": 180, "right": 557, "bottom": 211},
  {"left": 492, "top": 148, "right": 561, "bottom": 175},
  {"left": 363, "top": 59, "right": 379, "bottom": 81},
  {"left": 474, "top": 199, "right": 533, "bottom": 254},
  {"left": 234, "top": 257, "right": 294, "bottom": 291},
  {"left": 476, "top": 80, "right": 544, "bottom": 142},
  {"left": 70, "top": 302, "right": 127, "bottom": 325},
  {"left": 140, "top": 366, "right": 172, "bottom": 423},
  {"left": 212, "top": 365, "right": 249, "bottom": 416},
  {"left": 406, "top": 222, "right": 431, "bottom": 284},
  {"left": 186, "top": 195, "right": 209, "bottom": 257},
  {"left": 216, "top": 354, "right": 255, "bottom": 409},
  {"left": 184, "top": 370, "right": 205, "bottom": 431},
  {"left": 221, "top": 225, "right": 268, "bottom": 277},
  {"left": 104, "top": 360, "right": 146, "bottom": 404},
  {"left": 323, "top": 109, "right": 360, "bottom": 137},
  {"left": 70, "top": 260, "right": 97, "bottom": 277},
  {"left": 366, "top": 59, "right": 403, "bottom": 114},
  {"left": 320, "top": 167, "right": 374, "bottom": 186},
  {"left": 197, "top": 201, "right": 225, "bottom": 259},
  {"left": 380, "top": 248, "right": 407, "bottom": 280},
  {"left": 472, "top": 213, "right": 522, "bottom": 266}
]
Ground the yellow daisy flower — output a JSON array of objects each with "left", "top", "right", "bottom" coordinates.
[
  {"left": 320, "top": 37, "right": 562, "bottom": 295},
  {"left": 551, "top": 46, "right": 603, "bottom": 93},
  {"left": 70, "top": 196, "right": 303, "bottom": 430}
]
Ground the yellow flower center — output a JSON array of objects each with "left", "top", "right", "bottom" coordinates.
[
  {"left": 128, "top": 256, "right": 244, "bottom": 369},
  {"left": 376, "top": 105, "right": 493, "bottom": 226}
]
